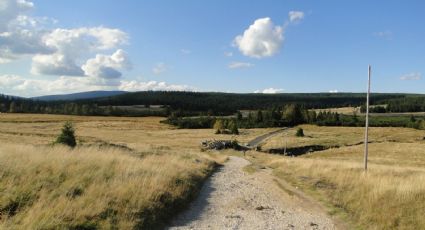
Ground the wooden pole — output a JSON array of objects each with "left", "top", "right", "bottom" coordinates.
[{"left": 364, "top": 65, "right": 371, "bottom": 171}]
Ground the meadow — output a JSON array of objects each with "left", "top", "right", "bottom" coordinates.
[
  {"left": 1, "top": 113, "right": 424, "bottom": 229},
  {"left": 0, "top": 113, "right": 273, "bottom": 229},
  {"left": 248, "top": 125, "right": 425, "bottom": 229}
]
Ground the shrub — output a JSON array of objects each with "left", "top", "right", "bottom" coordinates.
[
  {"left": 55, "top": 121, "right": 77, "bottom": 147},
  {"left": 295, "top": 128, "right": 304, "bottom": 137},
  {"left": 213, "top": 120, "right": 225, "bottom": 134}
]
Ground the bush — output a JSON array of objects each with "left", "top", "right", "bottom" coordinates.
[
  {"left": 213, "top": 120, "right": 225, "bottom": 134},
  {"left": 295, "top": 128, "right": 304, "bottom": 137},
  {"left": 55, "top": 121, "right": 77, "bottom": 147}
]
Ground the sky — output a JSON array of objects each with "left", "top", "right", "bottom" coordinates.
[{"left": 1, "top": 0, "right": 425, "bottom": 97}]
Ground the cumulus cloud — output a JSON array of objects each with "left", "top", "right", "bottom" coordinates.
[
  {"left": 288, "top": 11, "right": 305, "bottom": 23},
  {"left": 82, "top": 49, "right": 130, "bottom": 79},
  {"left": 0, "top": 74, "right": 196, "bottom": 96},
  {"left": 152, "top": 62, "right": 167, "bottom": 75},
  {"left": 1, "top": 0, "right": 129, "bottom": 78},
  {"left": 329, "top": 90, "right": 339, "bottom": 93},
  {"left": 30, "top": 27, "right": 128, "bottom": 76},
  {"left": 233, "top": 17, "right": 284, "bottom": 58},
  {"left": 228, "top": 62, "right": 253, "bottom": 69},
  {"left": 400, "top": 72, "right": 422, "bottom": 81},
  {"left": 0, "top": 0, "right": 34, "bottom": 31},
  {"left": 0, "top": 0, "right": 55, "bottom": 63},
  {"left": 254, "top": 88, "right": 284, "bottom": 94},
  {"left": 0, "top": 74, "right": 113, "bottom": 97}
]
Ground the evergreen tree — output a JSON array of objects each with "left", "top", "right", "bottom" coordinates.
[
  {"left": 228, "top": 120, "right": 239, "bottom": 135},
  {"left": 55, "top": 122, "right": 77, "bottom": 147},
  {"left": 295, "top": 128, "right": 304, "bottom": 137}
]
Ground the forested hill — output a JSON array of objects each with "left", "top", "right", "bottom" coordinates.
[
  {"left": 90, "top": 91, "right": 406, "bottom": 111},
  {"left": 32, "top": 91, "right": 127, "bottom": 101},
  {"left": 0, "top": 91, "right": 422, "bottom": 116}
]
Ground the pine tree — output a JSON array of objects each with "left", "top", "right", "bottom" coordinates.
[{"left": 55, "top": 122, "right": 77, "bottom": 147}]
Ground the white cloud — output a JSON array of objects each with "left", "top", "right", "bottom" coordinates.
[
  {"left": 0, "top": 74, "right": 196, "bottom": 96},
  {"left": 0, "top": 74, "right": 116, "bottom": 97},
  {"left": 82, "top": 49, "right": 130, "bottom": 79},
  {"left": 400, "top": 72, "right": 422, "bottom": 81},
  {"left": 254, "top": 88, "right": 284, "bottom": 94},
  {"left": 31, "top": 53, "right": 85, "bottom": 76},
  {"left": 1, "top": 0, "right": 129, "bottom": 76},
  {"left": 224, "top": 51, "right": 233, "bottom": 57},
  {"left": 30, "top": 27, "right": 128, "bottom": 76},
  {"left": 0, "top": 0, "right": 34, "bottom": 32},
  {"left": 233, "top": 17, "right": 284, "bottom": 58},
  {"left": 152, "top": 62, "right": 167, "bottom": 75},
  {"left": 118, "top": 80, "right": 195, "bottom": 92},
  {"left": 289, "top": 11, "right": 305, "bottom": 23},
  {"left": 329, "top": 90, "right": 339, "bottom": 93},
  {"left": 228, "top": 62, "right": 253, "bottom": 69}
]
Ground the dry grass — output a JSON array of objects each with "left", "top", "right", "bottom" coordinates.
[
  {"left": 0, "top": 114, "right": 274, "bottom": 150},
  {"left": 269, "top": 157, "right": 425, "bottom": 230},
  {"left": 262, "top": 125, "right": 425, "bottom": 150},
  {"left": 0, "top": 144, "right": 222, "bottom": 229},
  {"left": 253, "top": 125, "right": 425, "bottom": 229},
  {"left": 0, "top": 113, "right": 269, "bottom": 228}
]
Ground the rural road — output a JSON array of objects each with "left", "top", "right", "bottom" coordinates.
[
  {"left": 168, "top": 156, "right": 337, "bottom": 230},
  {"left": 246, "top": 128, "right": 287, "bottom": 148}
]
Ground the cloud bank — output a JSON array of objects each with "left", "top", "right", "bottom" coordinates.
[{"left": 254, "top": 88, "right": 284, "bottom": 94}]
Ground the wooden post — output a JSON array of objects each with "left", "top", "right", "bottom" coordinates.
[{"left": 364, "top": 65, "right": 371, "bottom": 171}]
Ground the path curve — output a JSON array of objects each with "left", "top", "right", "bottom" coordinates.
[
  {"left": 168, "top": 156, "right": 336, "bottom": 230},
  {"left": 246, "top": 128, "right": 287, "bottom": 148}
]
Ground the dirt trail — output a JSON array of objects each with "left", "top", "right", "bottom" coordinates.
[
  {"left": 246, "top": 128, "right": 287, "bottom": 148},
  {"left": 168, "top": 156, "right": 338, "bottom": 230}
]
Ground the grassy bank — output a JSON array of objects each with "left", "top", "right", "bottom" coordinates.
[{"left": 0, "top": 144, "right": 221, "bottom": 229}]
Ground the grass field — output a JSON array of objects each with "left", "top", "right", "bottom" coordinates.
[
  {"left": 0, "top": 113, "right": 274, "bottom": 229},
  {"left": 2, "top": 113, "right": 424, "bottom": 229},
  {"left": 250, "top": 125, "right": 425, "bottom": 229}
]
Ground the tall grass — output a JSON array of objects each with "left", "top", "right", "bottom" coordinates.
[
  {"left": 0, "top": 144, "right": 218, "bottom": 229},
  {"left": 255, "top": 153, "right": 425, "bottom": 229}
]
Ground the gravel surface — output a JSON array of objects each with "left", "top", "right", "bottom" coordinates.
[{"left": 168, "top": 156, "right": 337, "bottom": 230}]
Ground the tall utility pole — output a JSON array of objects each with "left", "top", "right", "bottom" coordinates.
[{"left": 364, "top": 65, "right": 371, "bottom": 171}]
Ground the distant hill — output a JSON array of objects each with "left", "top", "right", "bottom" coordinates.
[
  {"left": 32, "top": 91, "right": 127, "bottom": 101},
  {"left": 90, "top": 91, "right": 409, "bottom": 112}
]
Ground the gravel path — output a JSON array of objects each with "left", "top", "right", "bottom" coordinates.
[
  {"left": 168, "top": 156, "right": 337, "bottom": 230},
  {"left": 246, "top": 128, "right": 287, "bottom": 148}
]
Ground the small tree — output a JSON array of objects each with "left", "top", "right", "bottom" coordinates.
[
  {"left": 295, "top": 128, "right": 304, "bottom": 137},
  {"left": 236, "top": 111, "right": 243, "bottom": 120},
  {"left": 213, "top": 120, "right": 225, "bottom": 134},
  {"left": 229, "top": 120, "right": 239, "bottom": 135},
  {"left": 55, "top": 121, "right": 77, "bottom": 147}
]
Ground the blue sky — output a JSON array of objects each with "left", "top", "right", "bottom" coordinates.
[{"left": 0, "top": 0, "right": 424, "bottom": 96}]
